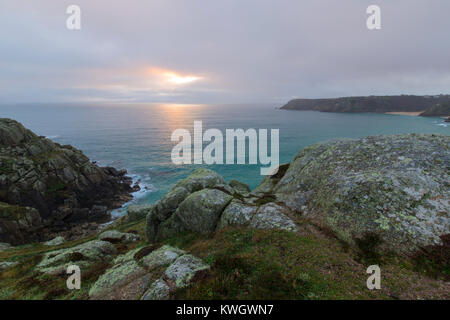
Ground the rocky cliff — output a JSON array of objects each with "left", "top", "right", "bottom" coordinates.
[
  {"left": 0, "top": 118, "right": 138, "bottom": 245},
  {"left": 281, "top": 95, "right": 450, "bottom": 113},
  {"left": 420, "top": 102, "right": 450, "bottom": 117}
]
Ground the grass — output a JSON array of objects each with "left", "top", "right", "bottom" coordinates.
[{"left": 0, "top": 217, "right": 448, "bottom": 300}]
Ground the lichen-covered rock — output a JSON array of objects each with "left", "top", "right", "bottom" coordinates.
[
  {"left": 175, "top": 189, "right": 233, "bottom": 234},
  {"left": 141, "top": 245, "right": 185, "bottom": 270},
  {"left": 141, "top": 279, "right": 170, "bottom": 300},
  {"left": 164, "top": 254, "right": 210, "bottom": 289},
  {"left": 145, "top": 168, "right": 300, "bottom": 242},
  {"left": 99, "top": 230, "right": 140, "bottom": 244},
  {"left": 146, "top": 169, "right": 230, "bottom": 242},
  {"left": 36, "top": 240, "right": 117, "bottom": 275},
  {"left": 0, "top": 242, "right": 12, "bottom": 252},
  {"left": 217, "top": 199, "right": 257, "bottom": 229},
  {"left": 0, "top": 202, "right": 42, "bottom": 245},
  {"left": 0, "top": 118, "right": 137, "bottom": 245},
  {"left": 127, "top": 204, "right": 153, "bottom": 222},
  {"left": 0, "top": 261, "right": 18, "bottom": 272},
  {"left": 43, "top": 236, "right": 65, "bottom": 246},
  {"left": 229, "top": 179, "right": 251, "bottom": 194},
  {"left": 269, "top": 134, "right": 450, "bottom": 254},
  {"left": 89, "top": 248, "right": 149, "bottom": 300},
  {"left": 249, "top": 203, "right": 297, "bottom": 232}
]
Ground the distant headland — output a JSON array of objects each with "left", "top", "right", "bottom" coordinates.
[{"left": 281, "top": 95, "right": 450, "bottom": 117}]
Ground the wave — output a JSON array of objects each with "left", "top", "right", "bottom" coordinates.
[{"left": 110, "top": 171, "right": 156, "bottom": 218}]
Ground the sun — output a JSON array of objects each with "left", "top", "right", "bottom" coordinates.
[{"left": 148, "top": 67, "right": 203, "bottom": 86}]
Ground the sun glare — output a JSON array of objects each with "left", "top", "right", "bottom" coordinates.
[{"left": 148, "top": 67, "right": 203, "bottom": 86}]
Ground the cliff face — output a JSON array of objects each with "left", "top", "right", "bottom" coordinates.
[
  {"left": 0, "top": 118, "right": 137, "bottom": 244},
  {"left": 281, "top": 95, "right": 450, "bottom": 113},
  {"left": 420, "top": 102, "right": 450, "bottom": 117}
]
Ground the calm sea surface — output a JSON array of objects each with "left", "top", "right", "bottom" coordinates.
[{"left": 1, "top": 103, "right": 448, "bottom": 216}]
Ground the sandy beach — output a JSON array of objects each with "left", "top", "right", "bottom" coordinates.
[{"left": 385, "top": 111, "right": 424, "bottom": 116}]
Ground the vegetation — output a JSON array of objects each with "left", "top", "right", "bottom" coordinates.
[{"left": 281, "top": 95, "right": 450, "bottom": 113}]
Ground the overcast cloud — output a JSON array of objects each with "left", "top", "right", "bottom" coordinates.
[{"left": 1, "top": 0, "right": 449, "bottom": 104}]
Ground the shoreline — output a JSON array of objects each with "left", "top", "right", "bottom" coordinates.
[{"left": 385, "top": 111, "right": 424, "bottom": 116}]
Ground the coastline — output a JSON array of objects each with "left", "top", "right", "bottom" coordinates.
[{"left": 385, "top": 111, "right": 424, "bottom": 116}]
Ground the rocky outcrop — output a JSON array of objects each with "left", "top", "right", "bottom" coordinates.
[
  {"left": 99, "top": 230, "right": 141, "bottom": 244},
  {"left": 0, "top": 202, "right": 42, "bottom": 244},
  {"left": 88, "top": 248, "right": 149, "bottom": 300},
  {"left": 0, "top": 118, "right": 138, "bottom": 245},
  {"left": 143, "top": 169, "right": 298, "bottom": 243},
  {"left": 43, "top": 236, "right": 65, "bottom": 246},
  {"left": 36, "top": 240, "right": 117, "bottom": 275},
  {"left": 260, "top": 134, "right": 449, "bottom": 255},
  {"left": 88, "top": 243, "right": 209, "bottom": 300},
  {"left": 420, "top": 103, "right": 450, "bottom": 117}
]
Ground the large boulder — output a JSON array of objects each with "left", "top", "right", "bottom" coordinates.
[
  {"left": 175, "top": 189, "right": 233, "bottom": 234},
  {"left": 0, "top": 118, "right": 137, "bottom": 244},
  {"left": 267, "top": 134, "right": 449, "bottom": 255}
]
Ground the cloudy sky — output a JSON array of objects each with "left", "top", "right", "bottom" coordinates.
[{"left": 1, "top": 0, "right": 449, "bottom": 104}]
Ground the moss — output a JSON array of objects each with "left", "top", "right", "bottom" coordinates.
[{"left": 354, "top": 232, "right": 383, "bottom": 265}]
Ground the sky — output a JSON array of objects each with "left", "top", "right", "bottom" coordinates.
[{"left": 1, "top": 0, "right": 449, "bottom": 104}]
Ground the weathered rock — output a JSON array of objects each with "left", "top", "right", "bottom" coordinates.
[
  {"left": 0, "top": 242, "right": 12, "bottom": 252},
  {"left": 0, "top": 261, "right": 18, "bottom": 272},
  {"left": 141, "top": 279, "right": 170, "bottom": 300},
  {"left": 141, "top": 245, "right": 185, "bottom": 270},
  {"left": 43, "top": 236, "right": 65, "bottom": 246},
  {"left": 36, "top": 240, "right": 117, "bottom": 275},
  {"left": 165, "top": 254, "right": 210, "bottom": 289},
  {"left": 175, "top": 189, "right": 233, "bottom": 234},
  {"left": 217, "top": 199, "right": 257, "bottom": 229},
  {"left": 0, "top": 202, "right": 42, "bottom": 244},
  {"left": 89, "top": 248, "right": 149, "bottom": 300},
  {"left": 0, "top": 118, "right": 136, "bottom": 244},
  {"left": 127, "top": 204, "right": 153, "bottom": 222},
  {"left": 99, "top": 230, "right": 140, "bottom": 244},
  {"left": 229, "top": 179, "right": 251, "bottom": 194},
  {"left": 269, "top": 134, "right": 450, "bottom": 254},
  {"left": 249, "top": 203, "right": 297, "bottom": 232},
  {"left": 146, "top": 169, "right": 229, "bottom": 242}
]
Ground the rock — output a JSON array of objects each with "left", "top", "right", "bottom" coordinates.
[
  {"left": 141, "top": 279, "right": 170, "bottom": 300},
  {"left": 0, "top": 202, "right": 42, "bottom": 245},
  {"left": 145, "top": 168, "right": 301, "bottom": 242},
  {"left": 141, "top": 245, "right": 185, "bottom": 270},
  {"left": 99, "top": 230, "right": 141, "bottom": 244},
  {"left": 36, "top": 240, "right": 117, "bottom": 275},
  {"left": 0, "top": 261, "right": 18, "bottom": 272},
  {"left": 217, "top": 199, "right": 257, "bottom": 229},
  {"left": 0, "top": 118, "right": 135, "bottom": 244},
  {"left": 269, "top": 134, "right": 450, "bottom": 255},
  {"left": 249, "top": 203, "right": 297, "bottom": 232},
  {"left": 164, "top": 254, "right": 210, "bottom": 289},
  {"left": 88, "top": 249, "right": 149, "bottom": 300},
  {"left": 44, "top": 236, "right": 65, "bottom": 246},
  {"left": 0, "top": 242, "right": 12, "bottom": 252},
  {"left": 229, "top": 179, "right": 251, "bottom": 193},
  {"left": 127, "top": 204, "right": 153, "bottom": 222},
  {"left": 146, "top": 169, "right": 229, "bottom": 242},
  {"left": 175, "top": 189, "right": 233, "bottom": 234}
]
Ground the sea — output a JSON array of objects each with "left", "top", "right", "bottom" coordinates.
[{"left": 1, "top": 103, "right": 448, "bottom": 217}]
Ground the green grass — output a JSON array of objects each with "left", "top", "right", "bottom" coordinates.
[{"left": 1, "top": 217, "right": 448, "bottom": 300}]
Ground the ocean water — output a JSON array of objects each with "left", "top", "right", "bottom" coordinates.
[{"left": 1, "top": 103, "right": 448, "bottom": 216}]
